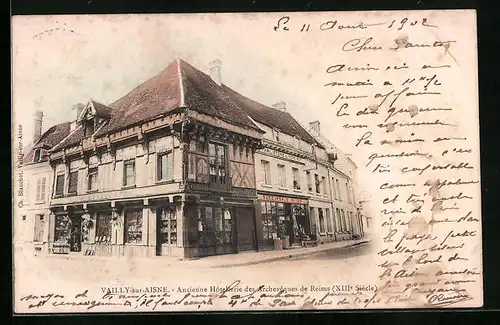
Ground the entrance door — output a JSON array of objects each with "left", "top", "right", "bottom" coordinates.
[
  {"left": 69, "top": 215, "right": 82, "bottom": 252},
  {"left": 235, "top": 207, "right": 256, "bottom": 252},
  {"left": 156, "top": 207, "right": 177, "bottom": 256}
]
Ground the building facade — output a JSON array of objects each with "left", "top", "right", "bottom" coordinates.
[
  {"left": 308, "top": 121, "right": 363, "bottom": 241},
  {"left": 20, "top": 58, "right": 364, "bottom": 259}
]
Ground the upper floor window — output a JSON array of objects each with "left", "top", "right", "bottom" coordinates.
[
  {"left": 322, "top": 176, "right": 327, "bottom": 195},
  {"left": 55, "top": 173, "right": 65, "bottom": 196},
  {"left": 292, "top": 168, "right": 300, "bottom": 190},
  {"left": 68, "top": 171, "right": 79, "bottom": 194},
  {"left": 346, "top": 182, "right": 351, "bottom": 203},
  {"left": 261, "top": 160, "right": 271, "bottom": 185},
  {"left": 314, "top": 174, "right": 320, "bottom": 194},
  {"left": 208, "top": 142, "right": 227, "bottom": 184},
  {"left": 88, "top": 167, "right": 98, "bottom": 191},
  {"left": 336, "top": 179, "right": 342, "bottom": 201},
  {"left": 277, "top": 164, "right": 286, "bottom": 188},
  {"left": 84, "top": 119, "right": 95, "bottom": 137},
  {"left": 306, "top": 171, "right": 312, "bottom": 192},
  {"left": 157, "top": 151, "right": 173, "bottom": 181},
  {"left": 35, "top": 177, "right": 46, "bottom": 202},
  {"left": 123, "top": 159, "right": 136, "bottom": 187}
]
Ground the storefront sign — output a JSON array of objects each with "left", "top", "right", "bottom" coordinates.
[
  {"left": 260, "top": 147, "right": 303, "bottom": 164},
  {"left": 259, "top": 194, "right": 308, "bottom": 205}
]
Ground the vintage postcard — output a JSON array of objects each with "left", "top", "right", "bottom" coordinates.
[{"left": 12, "top": 10, "right": 482, "bottom": 313}]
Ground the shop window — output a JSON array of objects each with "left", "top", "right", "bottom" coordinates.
[
  {"left": 35, "top": 177, "right": 46, "bottom": 202},
  {"left": 96, "top": 212, "right": 112, "bottom": 243},
  {"left": 33, "top": 214, "right": 44, "bottom": 242},
  {"left": 159, "top": 208, "right": 177, "bottom": 245},
  {"left": 277, "top": 164, "right": 286, "bottom": 187},
  {"left": 124, "top": 209, "right": 143, "bottom": 244},
  {"left": 157, "top": 151, "right": 173, "bottom": 181},
  {"left": 123, "top": 159, "right": 136, "bottom": 187},
  {"left": 208, "top": 142, "right": 227, "bottom": 184},
  {"left": 68, "top": 171, "right": 78, "bottom": 194},
  {"left": 292, "top": 168, "right": 300, "bottom": 190},
  {"left": 261, "top": 160, "right": 271, "bottom": 185},
  {"left": 55, "top": 173, "right": 65, "bottom": 196},
  {"left": 198, "top": 206, "right": 232, "bottom": 246},
  {"left": 88, "top": 167, "right": 98, "bottom": 191}
]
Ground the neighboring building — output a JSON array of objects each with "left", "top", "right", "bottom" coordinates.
[
  {"left": 308, "top": 121, "right": 363, "bottom": 241},
  {"left": 221, "top": 86, "right": 332, "bottom": 248},
  {"left": 16, "top": 111, "right": 71, "bottom": 253},
  {"left": 47, "top": 59, "right": 263, "bottom": 258}
]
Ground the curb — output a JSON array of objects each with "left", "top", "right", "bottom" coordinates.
[{"left": 211, "top": 239, "right": 372, "bottom": 268}]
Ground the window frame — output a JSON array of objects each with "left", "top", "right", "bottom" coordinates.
[
  {"left": 54, "top": 172, "right": 65, "bottom": 197},
  {"left": 157, "top": 150, "right": 174, "bottom": 182},
  {"left": 124, "top": 208, "right": 143, "bottom": 244},
  {"left": 87, "top": 167, "right": 99, "bottom": 192},
  {"left": 292, "top": 167, "right": 300, "bottom": 190},
  {"left": 277, "top": 164, "right": 286, "bottom": 188},
  {"left": 67, "top": 170, "right": 79, "bottom": 195},
  {"left": 123, "top": 159, "right": 136, "bottom": 187},
  {"left": 35, "top": 177, "right": 47, "bottom": 203},
  {"left": 261, "top": 160, "right": 271, "bottom": 185},
  {"left": 208, "top": 141, "right": 228, "bottom": 185}
]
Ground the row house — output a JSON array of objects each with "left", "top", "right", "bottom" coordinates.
[
  {"left": 46, "top": 59, "right": 263, "bottom": 258},
  {"left": 16, "top": 111, "right": 71, "bottom": 253},
  {"left": 219, "top": 85, "right": 333, "bottom": 248},
  {"left": 309, "top": 121, "right": 364, "bottom": 241}
]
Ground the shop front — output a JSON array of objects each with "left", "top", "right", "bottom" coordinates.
[{"left": 257, "top": 193, "right": 310, "bottom": 249}]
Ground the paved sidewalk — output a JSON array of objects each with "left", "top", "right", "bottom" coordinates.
[
  {"left": 37, "top": 237, "right": 372, "bottom": 268},
  {"left": 186, "top": 237, "right": 372, "bottom": 268}
]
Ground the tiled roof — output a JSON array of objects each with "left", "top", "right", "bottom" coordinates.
[
  {"left": 23, "top": 122, "right": 71, "bottom": 164},
  {"left": 90, "top": 100, "right": 111, "bottom": 119},
  {"left": 52, "top": 59, "right": 320, "bottom": 151},
  {"left": 221, "top": 85, "right": 322, "bottom": 146}
]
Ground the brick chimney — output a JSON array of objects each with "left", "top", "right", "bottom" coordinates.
[
  {"left": 272, "top": 101, "right": 287, "bottom": 112},
  {"left": 209, "top": 59, "right": 222, "bottom": 86},
  {"left": 32, "top": 110, "right": 43, "bottom": 144},
  {"left": 309, "top": 121, "right": 320, "bottom": 136}
]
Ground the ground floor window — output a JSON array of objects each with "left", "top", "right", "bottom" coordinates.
[
  {"left": 326, "top": 208, "right": 333, "bottom": 232},
  {"left": 124, "top": 209, "right": 143, "bottom": 244},
  {"left": 33, "top": 214, "right": 44, "bottom": 242},
  {"left": 318, "top": 208, "right": 325, "bottom": 233},
  {"left": 54, "top": 214, "right": 71, "bottom": 243}
]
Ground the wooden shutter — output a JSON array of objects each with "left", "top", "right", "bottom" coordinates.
[{"left": 40, "top": 177, "right": 46, "bottom": 201}]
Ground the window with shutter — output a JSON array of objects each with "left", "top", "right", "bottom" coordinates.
[
  {"left": 68, "top": 171, "right": 78, "bottom": 194},
  {"left": 55, "top": 173, "right": 65, "bottom": 196},
  {"left": 36, "top": 177, "right": 47, "bottom": 202}
]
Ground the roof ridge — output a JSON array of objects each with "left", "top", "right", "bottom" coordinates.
[{"left": 176, "top": 58, "right": 185, "bottom": 107}]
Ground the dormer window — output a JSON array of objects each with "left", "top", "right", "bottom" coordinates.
[
  {"left": 84, "top": 119, "right": 95, "bottom": 136},
  {"left": 33, "top": 149, "right": 42, "bottom": 162}
]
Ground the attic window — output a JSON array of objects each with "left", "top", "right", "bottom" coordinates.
[
  {"left": 33, "top": 149, "right": 42, "bottom": 162},
  {"left": 84, "top": 119, "right": 95, "bottom": 136}
]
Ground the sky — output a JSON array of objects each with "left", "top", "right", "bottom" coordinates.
[{"left": 12, "top": 13, "right": 349, "bottom": 150}]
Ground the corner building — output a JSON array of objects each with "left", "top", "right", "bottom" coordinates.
[{"left": 47, "top": 59, "right": 263, "bottom": 258}]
